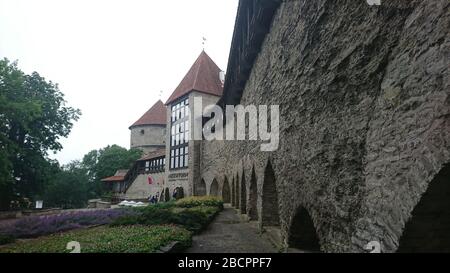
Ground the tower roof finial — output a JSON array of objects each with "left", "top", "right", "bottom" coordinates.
[{"left": 202, "top": 37, "right": 207, "bottom": 51}]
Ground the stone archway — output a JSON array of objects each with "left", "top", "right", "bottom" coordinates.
[
  {"left": 288, "top": 207, "right": 321, "bottom": 252},
  {"left": 261, "top": 160, "right": 280, "bottom": 226},
  {"left": 397, "top": 163, "right": 450, "bottom": 252},
  {"left": 222, "top": 177, "right": 231, "bottom": 204},
  {"left": 240, "top": 171, "right": 247, "bottom": 214},
  {"left": 195, "top": 179, "right": 207, "bottom": 196},
  {"left": 210, "top": 178, "right": 219, "bottom": 196},
  {"left": 248, "top": 167, "right": 258, "bottom": 220},
  {"left": 175, "top": 187, "right": 184, "bottom": 199}
]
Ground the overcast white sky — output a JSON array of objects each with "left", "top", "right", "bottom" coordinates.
[{"left": 0, "top": 0, "right": 238, "bottom": 164}]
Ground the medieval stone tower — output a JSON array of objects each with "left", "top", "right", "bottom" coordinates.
[
  {"left": 163, "top": 50, "right": 224, "bottom": 198},
  {"left": 129, "top": 100, "right": 167, "bottom": 155}
]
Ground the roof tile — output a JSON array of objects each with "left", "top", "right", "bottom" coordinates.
[
  {"left": 166, "top": 51, "right": 223, "bottom": 105},
  {"left": 130, "top": 100, "right": 167, "bottom": 128}
]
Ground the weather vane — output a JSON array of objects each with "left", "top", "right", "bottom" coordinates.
[{"left": 202, "top": 37, "right": 207, "bottom": 50}]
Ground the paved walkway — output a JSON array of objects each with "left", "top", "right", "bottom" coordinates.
[{"left": 185, "top": 207, "right": 278, "bottom": 253}]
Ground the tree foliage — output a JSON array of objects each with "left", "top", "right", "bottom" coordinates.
[
  {"left": 42, "top": 145, "right": 142, "bottom": 209},
  {"left": 0, "top": 58, "right": 81, "bottom": 209},
  {"left": 81, "top": 145, "right": 142, "bottom": 196},
  {"left": 43, "top": 161, "right": 91, "bottom": 209},
  {"left": 0, "top": 58, "right": 142, "bottom": 210}
]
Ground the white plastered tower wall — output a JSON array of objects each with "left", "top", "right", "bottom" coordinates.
[{"left": 130, "top": 124, "right": 166, "bottom": 155}]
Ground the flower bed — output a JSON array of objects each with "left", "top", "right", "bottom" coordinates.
[
  {"left": 0, "top": 225, "right": 191, "bottom": 253},
  {"left": 0, "top": 197, "right": 223, "bottom": 252},
  {"left": 111, "top": 197, "right": 223, "bottom": 233},
  {"left": 0, "top": 209, "right": 137, "bottom": 242}
]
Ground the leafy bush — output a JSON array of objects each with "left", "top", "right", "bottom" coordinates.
[
  {"left": 111, "top": 205, "right": 221, "bottom": 233},
  {"left": 0, "top": 209, "right": 137, "bottom": 239},
  {"left": 0, "top": 225, "right": 191, "bottom": 253},
  {"left": 175, "top": 196, "right": 223, "bottom": 209},
  {"left": 0, "top": 234, "right": 15, "bottom": 245}
]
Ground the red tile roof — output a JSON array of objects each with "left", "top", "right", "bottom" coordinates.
[
  {"left": 101, "top": 176, "right": 125, "bottom": 182},
  {"left": 101, "top": 170, "right": 128, "bottom": 182},
  {"left": 130, "top": 100, "right": 167, "bottom": 128},
  {"left": 166, "top": 51, "right": 224, "bottom": 105},
  {"left": 138, "top": 149, "right": 166, "bottom": 161}
]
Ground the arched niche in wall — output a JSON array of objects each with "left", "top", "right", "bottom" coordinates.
[
  {"left": 231, "top": 177, "right": 236, "bottom": 207},
  {"left": 261, "top": 160, "right": 280, "bottom": 226},
  {"left": 210, "top": 178, "right": 219, "bottom": 196},
  {"left": 288, "top": 206, "right": 321, "bottom": 252},
  {"left": 235, "top": 173, "right": 240, "bottom": 209},
  {"left": 240, "top": 171, "right": 247, "bottom": 214},
  {"left": 248, "top": 167, "right": 258, "bottom": 220},
  {"left": 397, "top": 163, "right": 450, "bottom": 253},
  {"left": 222, "top": 177, "right": 231, "bottom": 204},
  {"left": 195, "top": 179, "right": 207, "bottom": 196}
]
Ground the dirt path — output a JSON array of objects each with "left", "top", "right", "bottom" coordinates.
[{"left": 185, "top": 207, "right": 278, "bottom": 253}]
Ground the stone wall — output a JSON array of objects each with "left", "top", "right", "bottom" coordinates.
[
  {"left": 200, "top": 0, "right": 449, "bottom": 253},
  {"left": 124, "top": 172, "right": 164, "bottom": 200},
  {"left": 130, "top": 124, "right": 166, "bottom": 154}
]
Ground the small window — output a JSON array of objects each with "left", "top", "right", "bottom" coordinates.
[{"left": 140, "top": 129, "right": 145, "bottom": 135}]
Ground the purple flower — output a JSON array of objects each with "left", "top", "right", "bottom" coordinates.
[{"left": 0, "top": 209, "right": 136, "bottom": 239}]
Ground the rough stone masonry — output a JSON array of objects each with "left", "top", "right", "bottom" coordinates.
[{"left": 198, "top": 0, "right": 449, "bottom": 252}]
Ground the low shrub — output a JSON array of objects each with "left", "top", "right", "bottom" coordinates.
[
  {"left": 111, "top": 206, "right": 173, "bottom": 227},
  {"left": 0, "top": 234, "right": 15, "bottom": 245},
  {"left": 0, "top": 225, "right": 191, "bottom": 253},
  {"left": 175, "top": 196, "right": 223, "bottom": 209},
  {"left": 111, "top": 205, "right": 221, "bottom": 233}
]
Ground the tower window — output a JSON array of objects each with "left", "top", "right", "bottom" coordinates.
[{"left": 170, "top": 96, "right": 189, "bottom": 170}]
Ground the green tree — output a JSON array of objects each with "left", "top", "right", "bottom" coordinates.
[
  {"left": 0, "top": 58, "right": 81, "bottom": 209},
  {"left": 81, "top": 145, "right": 142, "bottom": 196},
  {"left": 43, "top": 161, "right": 90, "bottom": 209}
]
